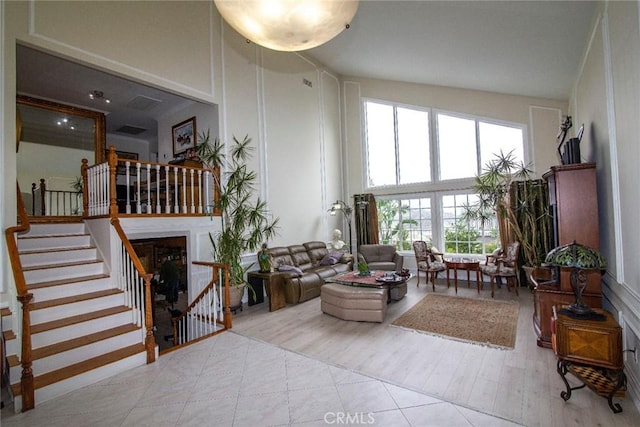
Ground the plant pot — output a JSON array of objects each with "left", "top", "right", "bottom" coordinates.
[{"left": 228, "top": 283, "right": 246, "bottom": 312}]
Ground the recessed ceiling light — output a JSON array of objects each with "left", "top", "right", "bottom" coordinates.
[{"left": 89, "top": 90, "right": 111, "bottom": 103}]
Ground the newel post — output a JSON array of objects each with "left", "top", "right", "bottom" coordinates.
[
  {"left": 107, "top": 146, "right": 118, "bottom": 217},
  {"left": 17, "top": 293, "right": 35, "bottom": 411},
  {"left": 143, "top": 274, "right": 156, "bottom": 363},
  {"left": 81, "top": 159, "right": 89, "bottom": 218}
]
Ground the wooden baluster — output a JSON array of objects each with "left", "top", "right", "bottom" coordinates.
[
  {"left": 181, "top": 168, "right": 187, "bottom": 213},
  {"left": 173, "top": 167, "right": 179, "bottom": 214},
  {"left": 135, "top": 163, "right": 142, "bottom": 214},
  {"left": 189, "top": 168, "right": 195, "bottom": 214},
  {"left": 155, "top": 164, "right": 161, "bottom": 213},
  {"left": 197, "top": 170, "right": 203, "bottom": 214},
  {"left": 165, "top": 165, "right": 171, "bottom": 213},
  {"left": 125, "top": 161, "right": 132, "bottom": 214}
]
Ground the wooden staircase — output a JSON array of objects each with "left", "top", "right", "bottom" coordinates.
[{"left": 4, "top": 221, "right": 148, "bottom": 411}]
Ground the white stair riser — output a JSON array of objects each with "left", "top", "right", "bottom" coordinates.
[
  {"left": 29, "top": 277, "right": 112, "bottom": 301},
  {"left": 9, "top": 330, "right": 141, "bottom": 380},
  {"left": 2, "top": 315, "right": 13, "bottom": 332},
  {"left": 26, "top": 223, "right": 87, "bottom": 237},
  {"left": 4, "top": 337, "right": 17, "bottom": 356},
  {"left": 31, "top": 294, "right": 124, "bottom": 324},
  {"left": 31, "top": 311, "right": 134, "bottom": 348},
  {"left": 18, "top": 235, "right": 91, "bottom": 251},
  {"left": 24, "top": 262, "right": 106, "bottom": 284},
  {"left": 12, "top": 351, "right": 147, "bottom": 410},
  {"left": 20, "top": 248, "right": 98, "bottom": 267}
]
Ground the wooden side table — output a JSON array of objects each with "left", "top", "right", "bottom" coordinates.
[
  {"left": 445, "top": 259, "right": 481, "bottom": 294},
  {"left": 553, "top": 306, "right": 626, "bottom": 413},
  {"left": 247, "top": 271, "right": 287, "bottom": 312}
]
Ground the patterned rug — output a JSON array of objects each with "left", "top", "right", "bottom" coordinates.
[{"left": 391, "top": 294, "right": 519, "bottom": 349}]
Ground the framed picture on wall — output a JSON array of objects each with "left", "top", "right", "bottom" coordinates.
[{"left": 172, "top": 116, "right": 196, "bottom": 156}]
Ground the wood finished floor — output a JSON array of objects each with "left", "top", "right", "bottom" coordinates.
[{"left": 232, "top": 277, "right": 640, "bottom": 427}]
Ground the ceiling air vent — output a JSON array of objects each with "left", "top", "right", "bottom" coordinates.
[
  {"left": 116, "top": 125, "right": 147, "bottom": 135},
  {"left": 127, "top": 95, "right": 162, "bottom": 111}
]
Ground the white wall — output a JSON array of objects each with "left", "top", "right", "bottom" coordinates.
[
  {"left": 569, "top": 0, "right": 640, "bottom": 407},
  {"left": 1, "top": 1, "right": 344, "bottom": 298}
]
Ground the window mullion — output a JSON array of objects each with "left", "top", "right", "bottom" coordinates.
[
  {"left": 393, "top": 106, "right": 400, "bottom": 185},
  {"left": 475, "top": 120, "right": 482, "bottom": 175}
]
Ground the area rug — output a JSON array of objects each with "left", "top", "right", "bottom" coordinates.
[{"left": 391, "top": 294, "right": 519, "bottom": 349}]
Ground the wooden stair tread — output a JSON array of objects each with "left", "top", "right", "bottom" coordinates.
[
  {"left": 3, "top": 330, "right": 16, "bottom": 340},
  {"left": 18, "top": 232, "right": 89, "bottom": 240},
  {"left": 19, "top": 246, "right": 95, "bottom": 255},
  {"left": 32, "top": 324, "right": 140, "bottom": 360},
  {"left": 28, "top": 274, "right": 110, "bottom": 289},
  {"left": 7, "top": 354, "right": 20, "bottom": 368},
  {"left": 31, "top": 288, "right": 122, "bottom": 310},
  {"left": 11, "top": 343, "right": 146, "bottom": 395},
  {"left": 31, "top": 306, "right": 130, "bottom": 334},
  {"left": 22, "top": 259, "right": 103, "bottom": 272},
  {"left": 1, "top": 307, "right": 11, "bottom": 316}
]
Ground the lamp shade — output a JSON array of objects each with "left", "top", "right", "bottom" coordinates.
[
  {"left": 214, "top": 0, "right": 359, "bottom": 52},
  {"left": 545, "top": 241, "right": 606, "bottom": 270}
]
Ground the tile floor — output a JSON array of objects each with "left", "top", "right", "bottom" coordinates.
[{"left": 1, "top": 331, "right": 521, "bottom": 426}]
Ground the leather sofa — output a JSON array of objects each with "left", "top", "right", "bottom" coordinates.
[
  {"left": 266, "top": 241, "right": 353, "bottom": 304},
  {"left": 357, "top": 244, "right": 403, "bottom": 271}
]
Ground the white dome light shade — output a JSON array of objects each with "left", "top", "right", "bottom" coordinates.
[{"left": 214, "top": 0, "right": 359, "bottom": 52}]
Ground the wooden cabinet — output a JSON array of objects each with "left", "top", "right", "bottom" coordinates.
[
  {"left": 553, "top": 307, "right": 626, "bottom": 413},
  {"left": 553, "top": 308, "right": 622, "bottom": 369},
  {"left": 543, "top": 163, "right": 601, "bottom": 293},
  {"left": 534, "top": 163, "right": 602, "bottom": 347},
  {"left": 534, "top": 283, "right": 602, "bottom": 348}
]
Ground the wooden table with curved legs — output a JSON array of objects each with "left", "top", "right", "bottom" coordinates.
[{"left": 445, "top": 259, "right": 481, "bottom": 294}]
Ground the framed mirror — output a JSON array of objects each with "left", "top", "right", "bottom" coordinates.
[{"left": 17, "top": 95, "right": 106, "bottom": 216}]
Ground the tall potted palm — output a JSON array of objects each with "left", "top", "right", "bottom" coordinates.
[
  {"left": 196, "top": 131, "right": 279, "bottom": 306},
  {"left": 463, "top": 151, "right": 552, "bottom": 285}
]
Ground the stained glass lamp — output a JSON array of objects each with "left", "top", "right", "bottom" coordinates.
[{"left": 545, "top": 241, "right": 606, "bottom": 315}]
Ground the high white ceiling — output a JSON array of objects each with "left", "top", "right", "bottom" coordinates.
[
  {"left": 307, "top": 1, "right": 597, "bottom": 100},
  {"left": 16, "top": 1, "right": 597, "bottom": 143}
]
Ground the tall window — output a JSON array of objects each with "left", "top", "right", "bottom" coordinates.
[
  {"left": 377, "top": 197, "right": 432, "bottom": 251},
  {"left": 364, "top": 101, "right": 430, "bottom": 187},
  {"left": 363, "top": 99, "right": 525, "bottom": 255}
]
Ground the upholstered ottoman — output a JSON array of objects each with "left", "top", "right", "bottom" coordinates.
[{"left": 321, "top": 283, "right": 387, "bottom": 323}]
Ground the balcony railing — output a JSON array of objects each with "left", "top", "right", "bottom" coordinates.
[{"left": 82, "top": 147, "right": 219, "bottom": 218}]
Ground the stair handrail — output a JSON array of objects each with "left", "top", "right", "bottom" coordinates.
[
  {"left": 165, "top": 261, "right": 232, "bottom": 350},
  {"left": 110, "top": 218, "right": 156, "bottom": 363},
  {"left": 4, "top": 182, "right": 35, "bottom": 410}
]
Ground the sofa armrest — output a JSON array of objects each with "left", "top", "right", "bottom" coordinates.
[{"left": 392, "top": 252, "right": 404, "bottom": 271}]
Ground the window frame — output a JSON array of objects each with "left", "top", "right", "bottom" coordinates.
[{"left": 362, "top": 99, "right": 529, "bottom": 257}]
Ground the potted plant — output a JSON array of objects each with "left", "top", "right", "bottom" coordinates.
[
  {"left": 463, "top": 150, "right": 552, "bottom": 286},
  {"left": 196, "top": 131, "right": 279, "bottom": 307}
]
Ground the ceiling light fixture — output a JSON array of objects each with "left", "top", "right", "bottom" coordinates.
[
  {"left": 214, "top": 0, "right": 359, "bottom": 52},
  {"left": 89, "top": 90, "right": 111, "bottom": 104}
]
